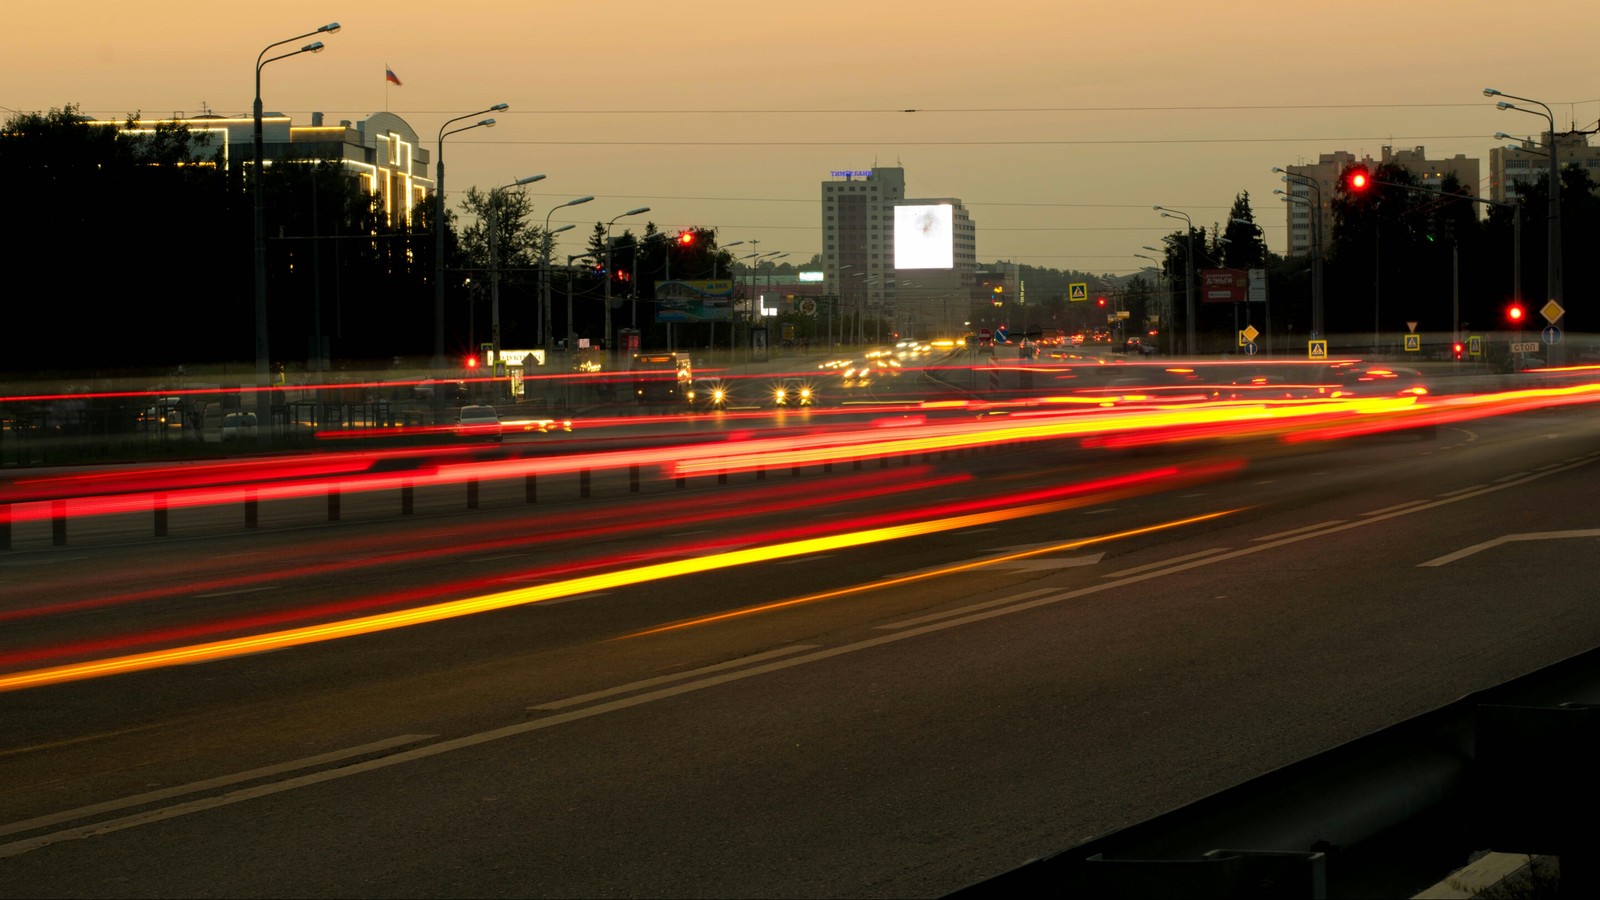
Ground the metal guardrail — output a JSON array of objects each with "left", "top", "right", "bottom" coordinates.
[{"left": 947, "top": 645, "right": 1600, "bottom": 899}]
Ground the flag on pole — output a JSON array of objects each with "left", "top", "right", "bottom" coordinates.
[{"left": 385, "top": 67, "right": 402, "bottom": 86}]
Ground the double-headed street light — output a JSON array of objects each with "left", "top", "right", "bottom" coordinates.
[
  {"left": 1153, "top": 206, "right": 1196, "bottom": 356},
  {"left": 542, "top": 196, "right": 593, "bottom": 358},
  {"left": 603, "top": 207, "right": 651, "bottom": 359},
  {"left": 253, "top": 22, "right": 339, "bottom": 445},
  {"left": 1486, "top": 87, "right": 1562, "bottom": 338},
  {"left": 1271, "top": 166, "right": 1326, "bottom": 341},
  {"left": 488, "top": 174, "right": 544, "bottom": 369},
  {"left": 432, "top": 103, "right": 508, "bottom": 369}
]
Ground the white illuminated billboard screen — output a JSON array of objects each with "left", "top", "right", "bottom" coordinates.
[{"left": 894, "top": 204, "right": 954, "bottom": 269}]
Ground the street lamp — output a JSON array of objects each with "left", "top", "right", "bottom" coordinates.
[
  {"left": 432, "top": 103, "right": 509, "bottom": 369},
  {"left": 1153, "top": 206, "right": 1196, "bottom": 355},
  {"left": 1486, "top": 87, "right": 1562, "bottom": 340},
  {"left": 604, "top": 207, "right": 650, "bottom": 361},
  {"left": 1271, "top": 167, "right": 1325, "bottom": 342},
  {"left": 253, "top": 21, "right": 338, "bottom": 444},
  {"left": 542, "top": 196, "right": 593, "bottom": 358},
  {"left": 488, "top": 174, "right": 544, "bottom": 370}
]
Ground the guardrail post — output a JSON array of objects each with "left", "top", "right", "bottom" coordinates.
[
  {"left": 579, "top": 469, "right": 591, "bottom": 498},
  {"left": 154, "top": 493, "right": 168, "bottom": 537},
  {"left": 525, "top": 474, "right": 537, "bottom": 504},
  {"left": 328, "top": 488, "right": 340, "bottom": 521},
  {"left": 467, "top": 479, "right": 479, "bottom": 509},
  {"left": 244, "top": 490, "right": 258, "bottom": 529},
  {"left": 52, "top": 500, "right": 66, "bottom": 545},
  {"left": 401, "top": 483, "right": 414, "bottom": 515}
]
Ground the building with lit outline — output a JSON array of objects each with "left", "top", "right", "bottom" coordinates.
[{"left": 87, "top": 109, "right": 431, "bottom": 225}]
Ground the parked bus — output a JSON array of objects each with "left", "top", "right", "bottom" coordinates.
[{"left": 630, "top": 352, "right": 692, "bottom": 402}]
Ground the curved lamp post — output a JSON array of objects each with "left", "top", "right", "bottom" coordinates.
[
  {"left": 432, "top": 103, "right": 508, "bottom": 368},
  {"left": 1271, "top": 167, "right": 1326, "bottom": 342},
  {"left": 488, "top": 174, "right": 544, "bottom": 369},
  {"left": 253, "top": 22, "right": 338, "bottom": 444},
  {"left": 541, "top": 196, "right": 593, "bottom": 358},
  {"left": 1153, "top": 206, "right": 1196, "bottom": 356},
  {"left": 603, "top": 207, "right": 650, "bottom": 360},
  {"left": 1486, "top": 88, "right": 1562, "bottom": 338}
]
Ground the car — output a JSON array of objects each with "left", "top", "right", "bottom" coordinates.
[
  {"left": 220, "top": 411, "right": 258, "bottom": 442},
  {"left": 454, "top": 404, "right": 502, "bottom": 442},
  {"left": 770, "top": 378, "right": 816, "bottom": 407},
  {"left": 1321, "top": 363, "right": 1429, "bottom": 399},
  {"left": 686, "top": 378, "right": 731, "bottom": 410}
]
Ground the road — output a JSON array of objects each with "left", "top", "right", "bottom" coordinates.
[{"left": 2, "top": 388, "right": 1599, "bottom": 897}]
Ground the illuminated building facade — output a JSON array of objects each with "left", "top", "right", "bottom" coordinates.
[{"left": 91, "top": 110, "right": 431, "bottom": 225}]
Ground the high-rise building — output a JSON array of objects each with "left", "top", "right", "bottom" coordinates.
[
  {"left": 1489, "top": 131, "right": 1597, "bottom": 204},
  {"left": 892, "top": 198, "right": 977, "bottom": 338},
  {"left": 821, "top": 167, "right": 904, "bottom": 341}
]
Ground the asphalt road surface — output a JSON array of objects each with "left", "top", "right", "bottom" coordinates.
[{"left": 3, "top": 398, "right": 1599, "bottom": 897}]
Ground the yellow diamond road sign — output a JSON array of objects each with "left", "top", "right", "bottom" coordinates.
[
  {"left": 1241, "top": 325, "right": 1259, "bottom": 343},
  {"left": 1541, "top": 300, "right": 1564, "bottom": 324},
  {"left": 1069, "top": 283, "right": 1088, "bottom": 301}
]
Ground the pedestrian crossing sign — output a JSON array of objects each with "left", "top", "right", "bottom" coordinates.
[
  {"left": 1308, "top": 340, "right": 1328, "bottom": 360},
  {"left": 1404, "top": 334, "right": 1421, "bottom": 352},
  {"left": 1069, "top": 283, "right": 1088, "bottom": 301}
]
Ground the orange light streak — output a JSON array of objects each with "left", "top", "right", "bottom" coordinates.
[
  {"left": 621, "top": 508, "right": 1241, "bottom": 639},
  {"left": 0, "top": 476, "right": 1238, "bottom": 693}
]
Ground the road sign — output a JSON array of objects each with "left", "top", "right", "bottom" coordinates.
[
  {"left": 1468, "top": 336, "right": 1482, "bottom": 357},
  {"left": 1543, "top": 325, "right": 1562, "bottom": 345},
  {"left": 978, "top": 328, "right": 992, "bottom": 342},
  {"left": 1243, "top": 340, "right": 1258, "bottom": 356},
  {"left": 1308, "top": 340, "right": 1327, "bottom": 360},
  {"left": 1069, "top": 283, "right": 1088, "bottom": 301},
  {"left": 1511, "top": 342, "right": 1541, "bottom": 353},
  {"left": 1404, "top": 334, "right": 1421, "bottom": 352},
  {"left": 994, "top": 326, "right": 1009, "bottom": 343},
  {"left": 1541, "top": 300, "right": 1564, "bottom": 324}
]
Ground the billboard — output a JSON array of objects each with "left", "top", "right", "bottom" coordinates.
[
  {"left": 654, "top": 280, "right": 734, "bottom": 322},
  {"left": 894, "top": 204, "right": 954, "bottom": 269},
  {"left": 1200, "top": 268, "right": 1249, "bottom": 303}
]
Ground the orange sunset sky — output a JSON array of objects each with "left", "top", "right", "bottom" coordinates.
[{"left": 6, "top": 0, "right": 1597, "bottom": 274}]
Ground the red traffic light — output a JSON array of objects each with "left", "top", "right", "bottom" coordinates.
[
  {"left": 1345, "top": 165, "right": 1372, "bottom": 193},
  {"left": 677, "top": 231, "right": 695, "bottom": 246},
  {"left": 1452, "top": 342, "right": 1464, "bottom": 360},
  {"left": 1096, "top": 296, "right": 1107, "bottom": 307},
  {"left": 466, "top": 356, "right": 480, "bottom": 369},
  {"left": 1507, "top": 304, "right": 1525, "bottom": 323}
]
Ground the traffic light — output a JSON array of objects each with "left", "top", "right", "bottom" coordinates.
[
  {"left": 466, "top": 355, "right": 480, "bottom": 369},
  {"left": 1344, "top": 165, "right": 1372, "bottom": 193},
  {"left": 677, "top": 231, "right": 695, "bottom": 246},
  {"left": 1507, "top": 303, "right": 1525, "bottom": 325},
  {"left": 1096, "top": 296, "right": 1107, "bottom": 308},
  {"left": 1452, "top": 342, "right": 1464, "bottom": 360}
]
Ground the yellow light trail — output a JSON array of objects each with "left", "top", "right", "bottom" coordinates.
[
  {"left": 621, "top": 508, "right": 1241, "bottom": 639},
  {"left": 0, "top": 493, "right": 1237, "bottom": 694}
]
